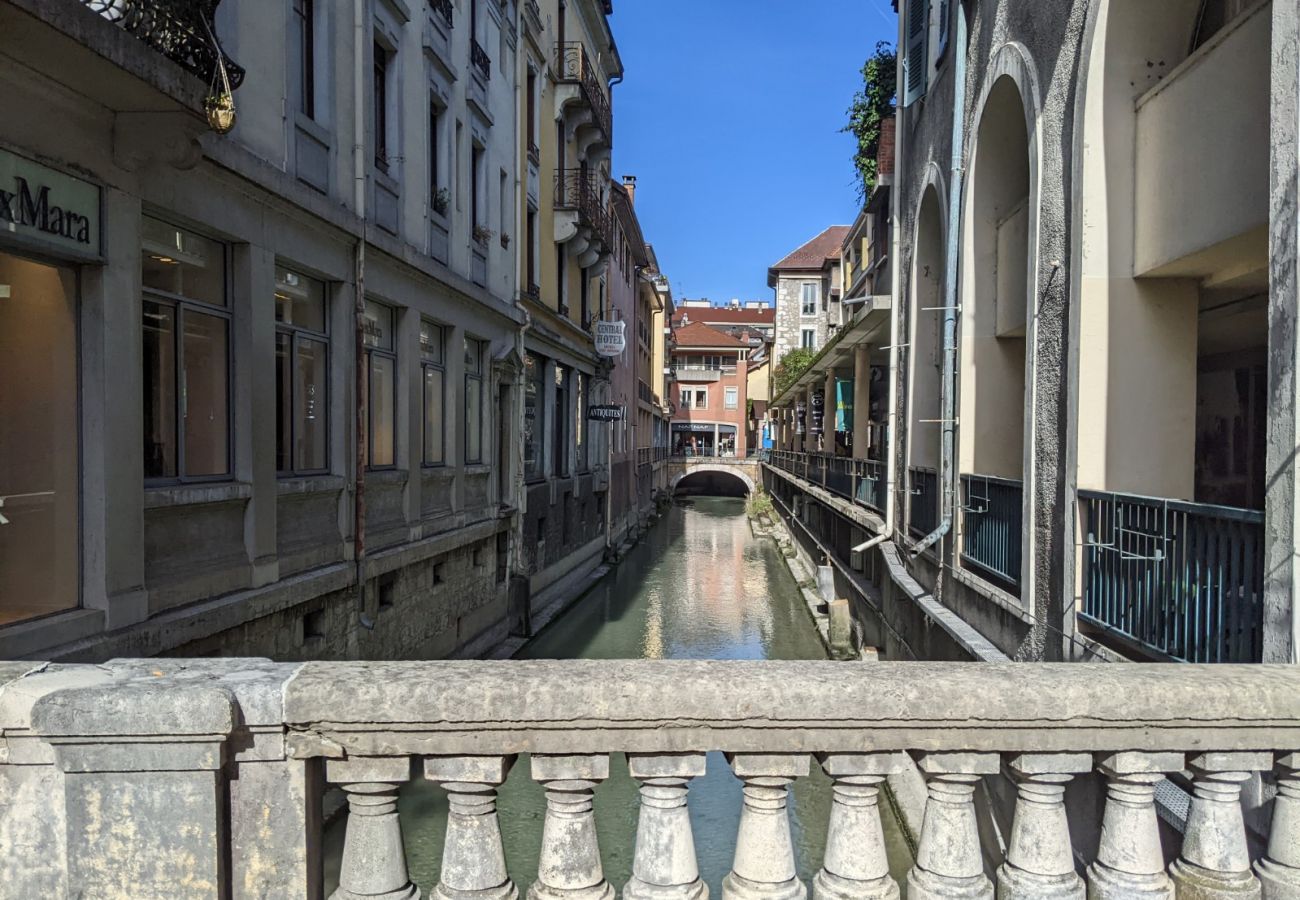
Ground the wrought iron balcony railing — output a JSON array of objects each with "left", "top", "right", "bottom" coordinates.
[
  {"left": 82, "top": 0, "right": 245, "bottom": 89},
  {"left": 430, "top": 0, "right": 453, "bottom": 29},
  {"left": 470, "top": 37, "right": 491, "bottom": 81},
  {"left": 554, "top": 169, "right": 612, "bottom": 251},
  {"left": 554, "top": 42, "right": 612, "bottom": 145}
]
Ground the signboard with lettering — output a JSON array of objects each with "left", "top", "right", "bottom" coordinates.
[
  {"left": 587, "top": 405, "right": 625, "bottom": 421},
  {"left": 593, "top": 320, "right": 626, "bottom": 357},
  {"left": 0, "top": 149, "right": 101, "bottom": 259},
  {"left": 810, "top": 388, "right": 826, "bottom": 436},
  {"left": 795, "top": 398, "right": 807, "bottom": 436}
]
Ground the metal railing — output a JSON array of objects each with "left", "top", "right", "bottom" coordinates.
[
  {"left": 430, "top": 0, "right": 453, "bottom": 29},
  {"left": 554, "top": 42, "right": 612, "bottom": 144},
  {"left": 82, "top": 0, "right": 245, "bottom": 88},
  {"left": 767, "top": 451, "right": 885, "bottom": 514},
  {"left": 1078, "top": 490, "right": 1265, "bottom": 663},
  {"left": 908, "top": 466, "right": 939, "bottom": 538},
  {"left": 960, "top": 474, "right": 1023, "bottom": 591},
  {"left": 554, "top": 170, "right": 612, "bottom": 252},
  {"left": 470, "top": 37, "right": 491, "bottom": 81}
]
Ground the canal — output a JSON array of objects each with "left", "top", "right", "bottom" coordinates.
[{"left": 325, "top": 496, "right": 914, "bottom": 894}]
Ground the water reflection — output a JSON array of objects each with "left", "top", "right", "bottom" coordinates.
[{"left": 325, "top": 498, "right": 913, "bottom": 895}]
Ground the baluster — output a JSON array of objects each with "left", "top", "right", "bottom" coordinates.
[
  {"left": 327, "top": 756, "right": 419, "bottom": 900},
  {"left": 625, "top": 752, "right": 708, "bottom": 900},
  {"left": 1085, "top": 751, "right": 1183, "bottom": 900},
  {"left": 1256, "top": 753, "right": 1300, "bottom": 899},
  {"left": 528, "top": 754, "right": 614, "bottom": 900},
  {"left": 996, "top": 753, "right": 1091, "bottom": 900},
  {"left": 905, "top": 751, "right": 998, "bottom": 900},
  {"left": 425, "top": 755, "right": 518, "bottom": 900},
  {"left": 1170, "top": 752, "right": 1270, "bottom": 899},
  {"left": 813, "top": 752, "right": 903, "bottom": 900},
  {"left": 722, "top": 753, "right": 809, "bottom": 900}
]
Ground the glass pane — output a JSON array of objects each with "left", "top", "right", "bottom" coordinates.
[
  {"left": 524, "top": 354, "right": 542, "bottom": 479},
  {"left": 0, "top": 254, "right": 80, "bottom": 625},
  {"left": 466, "top": 376, "right": 483, "bottom": 463},
  {"left": 363, "top": 300, "right": 394, "bottom": 350},
  {"left": 141, "top": 217, "right": 226, "bottom": 305},
  {"left": 275, "top": 332, "right": 292, "bottom": 472},
  {"left": 424, "top": 365, "right": 444, "bottom": 465},
  {"left": 182, "top": 311, "right": 230, "bottom": 477},
  {"left": 420, "top": 320, "right": 444, "bottom": 363},
  {"left": 369, "top": 353, "right": 396, "bottom": 467},
  {"left": 296, "top": 337, "right": 328, "bottom": 471},
  {"left": 142, "top": 299, "right": 178, "bottom": 478},
  {"left": 465, "top": 336, "right": 482, "bottom": 372},
  {"left": 274, "top": 266, "right": 327, "bottom": 333}
]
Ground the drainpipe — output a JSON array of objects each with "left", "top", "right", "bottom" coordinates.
[
  {"left": 913, "top": 0, "right": 966, "bottom": 558},
  {"left": 515, "top": 304, "right": 532, "bottom": 576},
  {"left": 352, "top": 0, "right": 369, "bottom": 606}
]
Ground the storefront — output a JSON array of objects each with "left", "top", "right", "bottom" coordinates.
[
  {"left": 671, "top": 422, "right": 738, "bottom": 457},
  {"left": 0, "top": 148, "right": 102, "bottom": 626}
]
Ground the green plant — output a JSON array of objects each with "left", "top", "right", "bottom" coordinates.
[
  {"left": 746, "top": 489, "right": 774, "bottom": 519},
  {"left": 844, "top": 42, "right": 897, "bottom": 201},
  {"left": 433, "top": 187, "right": 450, "bottom": 217},
  {"left": 774, "top": 348, "right": 817, "bottom": 398}
]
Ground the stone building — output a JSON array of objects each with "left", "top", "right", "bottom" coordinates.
[
  {"left": 766, "top": 0, "right": 1300, "bottom": 666},
  {"left": 767, "top": 225, "right": 849, "bottom": 360},
  {"left": 634, "top": 245, "right": 673, "bottom": 519}
]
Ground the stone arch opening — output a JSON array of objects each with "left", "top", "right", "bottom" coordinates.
[{"left": 672, "top": 468, "right": 753, "bottom": 498}]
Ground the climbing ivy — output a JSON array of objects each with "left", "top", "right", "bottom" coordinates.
[
  {"left": 844, "top": 42, "right": 898, "bottom": 201},
  {"left": 774, "top": 348, "right": 818, "bottom": 398}
]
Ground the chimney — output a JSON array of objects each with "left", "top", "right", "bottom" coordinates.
[{"left": 622, "top": 175, "right": 637, "bottom": 205}]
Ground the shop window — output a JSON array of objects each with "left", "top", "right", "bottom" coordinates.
[
  {"left": 274, "top": 266, "right": 329, "bottom": 475},
  {"left": 575, "top": 372, "right": 588, "bottom": 472},
  {"left": 465, "top": 336, "right": 485, "bottom": 464},
  {"left": 554, "top": 364, "right": 570, "bottom": 476},
  {"left": 524, "top": 353, "right": 544, "bottom": 481},
  {"left": 141, "top": 217, "right": 230, "bottom": 481},
  {"left": 363, "top": 300, "right": 397, "bottom": 468},
  {"left": 421, "top": 320, "right": 445, "bottom": 466}
]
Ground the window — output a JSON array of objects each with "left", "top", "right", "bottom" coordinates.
[
  {"left": 801, "top": 328, "right": 817, "bottom": 350},
  {"left": 500, "top": 169, "right": 509, "bottom": 243},
  {"left": 421, "top": 321, "right": 445, "bottom": 465},
  {"left": 429, "top": 100, "right": 442, "bottom": 211},
  {"left": 142, "top": 217, "right": 230, "bottom": 480},
  {"left": 373, "top": 41, "right": 390, "bottom": 172},
  {"left": 554, "top": 364, "right": 570, "bottom": 476},
  {"left": 575, "top": 372, "right": 587, "bottom": 472},
  {"left": 580, "top": 267, "right": 590, "bottom": 325},
  {"left": 902, "top": 0, "right": 930, "bottom": 106},
  {"left": 801, "top": 282, "right": 818, "bottom": 316},
  {"left": 524, "top": 353, "right": 544, "bottom": 480},
  {"left": 471, "top": 145, "right": 484, "bottom": 235},
  {"left": 556, "top": 244, "right": 567, "bottom": 314},
  {"left": 526, "top": 67, "right": 539, "bottom": 157},
  {"left": 680, "top": 389, "right": 692, "bottom": 410},
  {"left": 363, "top": 300, "right": 396, "bottom": 468},
  {"left": 292, "top": 0, "right": 316, "bottom": 119},
  {"left": 465, "top": 336, "right": 485, "bottom": 464},
  {"left": 526, "top": 205, "right": 538, "bottom": 290},
  {"left": 275, "top": 266, "right": 329, "bottom": 475},
  {"left": 725, "top": 386, "right": 738, "bottom": 410}
]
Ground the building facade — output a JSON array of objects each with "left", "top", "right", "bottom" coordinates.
[
  {"left": 768, "top": 226, "right": 849, "bottom": 359},
  {"left": 669, "top": 322, "right": 751, "bottom": 458},
  {"left": 635, "top": 247, "right": 673, "bottom": 517}
]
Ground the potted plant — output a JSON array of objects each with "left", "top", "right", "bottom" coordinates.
[
  {"left": 432, "top": 188, "right": 450, "bottom": 217},
  {"left": 500, "top": 233, "right": 511, "bottom": 249},
  {"left": 473, "top": 224, "right": 493, "bottom": 247}
]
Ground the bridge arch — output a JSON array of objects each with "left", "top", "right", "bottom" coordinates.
[{"left": 670, "top": 465, "right": 755, "bottom": 497}]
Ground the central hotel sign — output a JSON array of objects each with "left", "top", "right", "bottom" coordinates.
[{"left": 0, "top": 148, "right": 101, "bottom": 258}]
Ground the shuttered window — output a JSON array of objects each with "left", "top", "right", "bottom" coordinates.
[
  {"left": 936, "top": 0, "right": 950, "bottom": 64},
  {"left": 903, "top": 0, "right": 930, "bottom": 106}
]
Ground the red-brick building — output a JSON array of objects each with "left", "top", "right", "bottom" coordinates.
[{"left": 669, "top": 322, "right": 751, "bottom": 457}]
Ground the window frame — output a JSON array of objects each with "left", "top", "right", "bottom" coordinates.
[
  {"left": 364, "top": 301, "right": 398, "bottom": 471},
  {"left": 464, "top": 335, "right": 486, "bottom": 465},
  {"left": 373, "top": 39, "right": 391, "bottom": 173},
  {"left": 800, "top": 281, "right": 819, "bottom": 316},
  {"left": 421, "top": 319, "right": 446, "bottom": 467},
  {"left": 274, "top": 265, "right": 330, "bottom": 477},
  {"left": 524, "top": 352, "right": 545, "bottom": 482},
  {"left": 293, "top": 0, "right": 316, "bottom": 120},
  {"left": 724, "top": 386, "right": 739, "bottom": 410},
  {"left": 801, "top": 327, "right": 817, "bottom": 350}
]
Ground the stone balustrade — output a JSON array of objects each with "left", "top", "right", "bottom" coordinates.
[{"left": 2, "top": 659, "right": 1300, "bottom": 899}]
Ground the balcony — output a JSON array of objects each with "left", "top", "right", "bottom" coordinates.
[
  {"left": 470, "top": 37, "right": 492, "bottom": 82},
  {"left": 430, "top": 0, "right": 453, "bottom": 29},
  {"left": 554, "top": 42, "right": 612, "bottom": 158},
  {"left": 83, "top": 0, "right": 245, "bottom": 88},
  {"left": 3, "top": 658, "right": 1299, "bottom": 898},
  {"left": 672, "top": 367, "right": 722, "bottom": 383},
  {"left": 553, "top": 170, "right": 611, "bottom": 267}
]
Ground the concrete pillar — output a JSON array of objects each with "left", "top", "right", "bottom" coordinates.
[
  {"left": 822, "top": 369, "right": 836, "bottom": 455},
  {"left": 1170, "top": 753, "right": 1271, "bottom": 899},
  {"left": 425, "top": 756, "right": 518, "bottom": 900},
  {"left": 723, "top": 753, "right": 809, "bottom": 900},
  {"left": 625, "top": 753, "right": 708, "bottom": 900},
  {"left": 328, "top": 756, "right": 419, "bottom": 900},
  {"left": 853, "top": 344, "right": 871, "bottom": 460},
  {"left": 529, "top": 754, "right": 613, "bottom": 900},
  {"left": 1256, "top": 753, "right": 1300, "bottom": 898},
  {"left": 813, "top": 753, "right": 903, "bottom": 900},
  {"left": 236, "top": 242, "right": 280, "bottom": 586},
  {"left": 906, "top": 752, "right": 998, "bottom": 900},
  {"left": 996, "top": 753, "right": 1091, "bottom": 900},
  {"left": 1086, "top": 752, "right": 1184, "bottom": 900}
]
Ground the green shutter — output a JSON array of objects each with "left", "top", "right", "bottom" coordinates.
[{"left": 903, "top": 0, "right": 929, "bottom": 106}]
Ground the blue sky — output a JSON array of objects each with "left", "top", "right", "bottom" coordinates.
[{"left": 609, "top": 0, "right": 897, "bottom": 304}]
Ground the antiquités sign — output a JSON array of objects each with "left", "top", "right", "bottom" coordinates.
[
  {"left": 587, "top": 405, "right": 625, "bottom": 421},
  {"left": 0, "top": 149, "right": 101, "bottom": 258},
  {"left": 593, "top": 320, "right": 627, "bottom": 356}
]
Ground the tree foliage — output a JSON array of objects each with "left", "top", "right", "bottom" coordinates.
[
  {"left": 774, "top": 348, "right": 818, "bottom": 398},
  {"left": 844, "top": 42, "right": 898, "bottom": 201}
]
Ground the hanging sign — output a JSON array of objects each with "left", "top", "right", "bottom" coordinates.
[
  {"left": 0, "top": 148, "right": 101, "bottom": 259},
  {"left": 810, "top": 389, "right": 826, "bottom": 436},
  {"left": 795, "top": 398, "right": 807, "bottom": 436},
  {"left": 593, "top": 320, "right": 626, "bottom": 356},
  {"left": 587, "top": 404, "right": 625, "bottom": 421}
]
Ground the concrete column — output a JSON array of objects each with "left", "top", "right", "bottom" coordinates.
[
  {"left": 906, "top": 752, "right": 998, "bottom": 900},
  {"left": 328, "top": 756, "right": 419, "bottom": 900},
  {"left": 1086, "top": 752, "right": 1184, "bottom": 900},
  {"left": 1170, "top": 753, "right": 1270, "bottom": 899},
  {"left": 235, "top": 242, "right": 279, "bottom": 586},
  {"left": 813, "top": 753, "right": 903, "bottom": 900},
  {"left": 996, "top": 753, "right": 1091, "bottom": 900},
  {"left": 853, "top": 344, "right": 871, "bottom": 459},
  {"left": 823, "top": 369, "right": 836, "bottom": 455},
  {"left": 625, "top": 753, "right": 708, "bottom": 900},
  {"left": 425, "top": 755, "right": 518, "bottom": 900},
  {"left": 529, "top": 754, "right": 613, "bottom": 900},
  {"left": 1257, "top": 753, "right": 1300, "bottom": 899},
  {"left": 722, "top": 753, "right": 809, "bottom": 900}
]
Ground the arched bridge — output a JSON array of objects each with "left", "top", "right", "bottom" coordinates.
[{"left": 667, "top": 456, "right": 760, "bottom": 496}]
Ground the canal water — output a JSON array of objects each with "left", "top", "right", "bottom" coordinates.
[{"left": 325, "top": 497, "right": 913, "bottom": 894}]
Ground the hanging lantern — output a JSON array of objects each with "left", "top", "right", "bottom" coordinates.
[{"left": 203, "top": 17, "right": 237, "bottom": 135}]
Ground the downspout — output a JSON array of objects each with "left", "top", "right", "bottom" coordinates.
[
  {"left": 352, "top": 0, "right": 369, "bottom": 606},
  {"left": 913, "top": 0, "right": 966, "bottom": 558},
  {"left": 515, "top": 304, "right": 532, "bottom": 577}
]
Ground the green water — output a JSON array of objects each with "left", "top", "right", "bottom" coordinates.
[{"left": 325, "top": 497, "right": 913, "bottom": 894}]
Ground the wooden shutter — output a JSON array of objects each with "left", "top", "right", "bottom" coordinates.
[
  {"left": 903, "top": 0, "right": 929, "bottom": 106},
  {"left": 936, "top": 0, "right": 950, "bottom": 60}
]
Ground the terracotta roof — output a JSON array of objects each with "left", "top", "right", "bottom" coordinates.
[
  {"left": 769, "top": 226, "right": 851, "bottom": 272},
  {"left": 671, "top": 321, "right": 750, "bottom": 349},
  {"left": 672, "top": 307, "right": 775, "bottom": 326}
]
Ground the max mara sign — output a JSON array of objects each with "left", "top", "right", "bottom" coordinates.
[{"left": 0, "top": 149, "right": 101, "bottom": 258}]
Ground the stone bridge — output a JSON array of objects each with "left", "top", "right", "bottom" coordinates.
[{"left": 667, "top": 455, "right": 761, "bottom": 495}]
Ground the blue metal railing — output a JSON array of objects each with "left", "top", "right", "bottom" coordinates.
[
  {"left": 1078, "top": 490, "right": 1264, "bottom": 663},
  {"left": 908, "top": 466, "right": 938, "bottom": 537},
  {"left": 959, "top": 473, "right": 1023, "bottom": 591},
  {"left": 767, "top": 452, "right": 885, "bottom": 515},
  {"left": 852, "top": 459, "right": 885, "bottom": 514}
]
